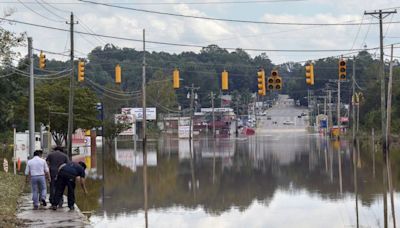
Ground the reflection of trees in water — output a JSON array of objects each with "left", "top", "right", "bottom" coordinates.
[{"left": 80, "top": 138, "right": 399, "bottom": 217}]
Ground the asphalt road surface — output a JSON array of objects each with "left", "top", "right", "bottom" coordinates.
[{"left": 257, "top": 96, "right": 309, "bottom": 133}]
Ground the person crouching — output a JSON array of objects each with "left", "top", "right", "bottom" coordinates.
[{"left": 52, "top": 161, "right": 88, "bottom": 211}]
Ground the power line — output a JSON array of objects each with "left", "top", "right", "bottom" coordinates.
[
  {"left": 3, "top": 17, "right": 399, "bottom": 53},
  {"left": 79, "top": 0, "right": 400, "bottom": 26},
  {"left": 0, "top": 0, "right": 307, "bottom": 5},
  {"left": 17, "top": 0, "right": 63, "bottom": 22},
  {"left": 34, "top": 0, "right": 66, "bottom": 21}
]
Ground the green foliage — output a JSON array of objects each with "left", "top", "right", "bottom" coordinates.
[
  {"left": 15, "top": 78, "right": 99, "bottom": 145},
  {"left": 147, "top": 70, "right": 178, "bottom": 114}
]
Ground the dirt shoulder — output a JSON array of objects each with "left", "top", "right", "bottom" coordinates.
[{"left": 0, "top": 172, "right": 26, "bottom": 228}]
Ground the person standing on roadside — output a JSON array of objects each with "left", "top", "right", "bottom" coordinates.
[
  {"left": 25, "top": 150, "right": 50, "bottom": 209},
  {"left": 46, "top": 146, "right": 69, "bottom": 207},
  {"left": 52, "top": 161, "right": 88, "bottom": 211}
]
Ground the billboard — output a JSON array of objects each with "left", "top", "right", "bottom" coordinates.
[
  {"left": 122, "top": 107, "right": 156, "bottom": 121},
  {"left": 115, "top": 113, "right": 136, "bottom": 136}
]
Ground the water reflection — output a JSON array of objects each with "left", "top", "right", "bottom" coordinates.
[{"left": 80, "top": 133, "right": 399, "bottom": 228}]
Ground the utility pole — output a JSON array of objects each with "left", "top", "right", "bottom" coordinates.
[
  {"left": 235, "top": 99, "right": 239, "bottom": 137},
  {"left": 142, "top": 29, "right": 147, "bottom": 146},
  {"left": 186, "top": 84, "right": 199, "bottom": 141},
  {"left": 210, "top": 92, "right": 215, "bottom": 138},
  {"left": 323, "top": 96, "right": 327, "bottom": 135},
  {"left": 337, "top": 79, "right": 341, "bottom": 138},
  {"left": 352, "top": 56, "right": 356, "bottom": 143},
  {"left": 328, "top": 90, "right": 333, "bottom": 131},
  {"left": 386, "top": 44, "right": 394, "bottom": 156},
  {"left": 365, "top": 9, "right": 397, "bottom": 157},
  {"left": 28, "top": 37, "right": 35, "bottom": 158},
  {"left": 66, "top": 12, "right": 77, "bottom": 159}
]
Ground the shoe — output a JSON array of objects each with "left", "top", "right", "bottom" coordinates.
[
  {"left": 58, "top": 204, "right": 63, "bottom": 208},
  {"left": 33, "top": 206, "right": 39, "bottom": 210},
  {"left": 69, "top": 206, "right": 75, "bottom": 211},
  {"left": 40, "top": 199, "right": 47, "bottom": 207},
  {"left": 51, "top": 205, "right": 57, "bottom": 211}
]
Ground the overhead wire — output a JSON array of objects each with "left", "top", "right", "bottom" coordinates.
[
  {"left": 85, "top": 82, "right": 140, "bottom": 101},
  {"left": 34, "top": 0, "right": 66, "bottom": 21},
  {"left": 78, "top": 0, "right": 400, "bottom": 26},
  {"left": 85, "top": 78, "right": 141, "bottom": 96},
  {"left": 0, "top": 0, "right": 307, "bottom": 5},
  {"left": 3, "top": 17, "right": 400, "bottom": 53},
  {"left": 16, "top": 0, "right": 64, "bottom": 23},
  {"left": 350, "top": 15, "right": 365, "bottom": 51}
]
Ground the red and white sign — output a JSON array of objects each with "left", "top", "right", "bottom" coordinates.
[
  {"left": 340, "top": 117, "right": 349, "bottom": 122},
  {"left": 115, "top": 114, "right": 136, "bottom": 136}
]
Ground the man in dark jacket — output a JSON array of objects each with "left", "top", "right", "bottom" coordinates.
[
  {"left": 46, "top": 146, "right": 69, "bottom": 207},
  {"left": 52, "top": 161, "right": 88, "bottom": 211}
]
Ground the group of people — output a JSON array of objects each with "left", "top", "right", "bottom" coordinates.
[{"left": 24, "top": 146, "right": 88, "bottom": 211}]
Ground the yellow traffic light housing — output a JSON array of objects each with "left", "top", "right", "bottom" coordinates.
[
  {"left": 39, "top": 51, "right": 46, "bottom": 69},
  {"left": 257, "top": 69, "right": 266, "bottom": 96},
  {"left": 115, "top": 64, "right": 121, "bottom": 84},
  {"left": 78, "top": 61, "right": 85, "bottom": 82},
  {"left": 221, "top": 70, "right": 228, "bottom": 91},
  {"left": 267, "top": 70, "right": 282, "bottom": 90},
  {"left": 173, "top": 68, "right": 180, "bottom": 89},
  {"left": 274, "top": 76, "right": 282, "bottom": 90},
  {"left": 339, "top": 59, "right": 346, "bottom": 80},
  {"left": 267, "top": 77, "right": 274, "bottom": 90},
  {"left": 305, "top": 63, "right": 314, "bottom": 85}
]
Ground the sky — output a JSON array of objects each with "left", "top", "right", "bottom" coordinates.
[{"left": 1, "top": 0, "right": 400, "bottom": 64}]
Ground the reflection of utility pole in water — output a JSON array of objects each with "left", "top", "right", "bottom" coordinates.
[
  {"left": 329, "top": 141, "right": 333, "bottom": 183},
  {"left": 372, "top": 128, "right": 376, "bottom": 178},
  {"left": 212, "top": 139, "right": 216, "bottom": 184},
  {"left": 338, "top": 145, "right": 342, "bottom": 194},
  {"left": 143, "top": 144, "right": 148, "bottom": 228},
  {"left": 189, "top": 139, "right": 196, "bottom": 201},
  {"left": 353, "top": 140, "right": 359, "bottom": 228}
]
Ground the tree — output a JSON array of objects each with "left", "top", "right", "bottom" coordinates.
[
  {"left": 15, "top": 78, "right": 99, "bottom": 146},
  {"left": 0, "top": 14, "right": 26, "bottom": 137},
  {"left": 146, "top": 70, "right": 178, "bottom": 114}
]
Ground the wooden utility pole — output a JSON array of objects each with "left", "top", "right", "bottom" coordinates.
[
  {"left": 364, "top": 9, "right": 397, "bottom": 157},
  {"left": 210, "top": 92, "right": 215, "bottom": 138},
  {"left": 66, "top": 12, "right": 77, "bottom": 159},
  {"left": 337, "top": 79, "right": 341, "bottom": 138},
  {"left": 328, "top": 90, "right": 333, "bottom": 130},
  {"left": 142, "top": 29, "right": 146, "bottom": 145},
  {"left": 352, "top": 56, "right": 356, "bottom": 143},
  {"left": 28, "top": 37, "right": 35, "bottom": 159},
  {"left": 386, "top": 44, "right": 394, "bottom": 157},
  {"left": 186, "top": 84, "right": 199, "bottom": 141}
]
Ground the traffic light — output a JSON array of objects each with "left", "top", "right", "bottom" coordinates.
[
  {"left": 338, "top": 59, "right": 346, "bottom": 80},
  {"left": 267, "top": 70, "right": 282, "bottom": 90},
  {"left": 173, "top": 68, "right": 180, "bottom": 89},
  {"left": 274, "top": 76, "right": 282, "bottom": 90},
  {"left": 267, "top": 76, "right": 274, "bottom": 90},
  {"left": 305, "top": 63, "right": 314, "bottom": 85},
  {"left": 257, "top": 69, "right": 266, "bottom": 96},
  {"left": 78, "top": 61, "right": 85, "bottom": 82},
  {"left": 115, "top": 64, "right": 121, "bottom": 84},
  {"left": 221, "top": 70, "right": 228, "bottom": 91},
  {"left": 39, "top": 51, "right": 46, "bottom": 69}
]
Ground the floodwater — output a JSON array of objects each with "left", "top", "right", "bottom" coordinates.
[{"left": 76, "top": 132, "right": 400, "bottom": 228}]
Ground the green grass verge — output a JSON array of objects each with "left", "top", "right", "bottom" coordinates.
[{"left": 0, "top": 172, "right": 26, "bottom": 228}]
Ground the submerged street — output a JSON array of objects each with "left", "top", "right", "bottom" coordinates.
[{"left": 77, "top": 130, "right": 399, "bottom": 228}]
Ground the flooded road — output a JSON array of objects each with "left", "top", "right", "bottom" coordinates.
[{"left": 77, "top": 132, "right": 399, "bottom": 228}]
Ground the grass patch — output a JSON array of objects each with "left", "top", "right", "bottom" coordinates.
[{"left": 0, "top": 172, "right": 26, "bottom": 228}]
